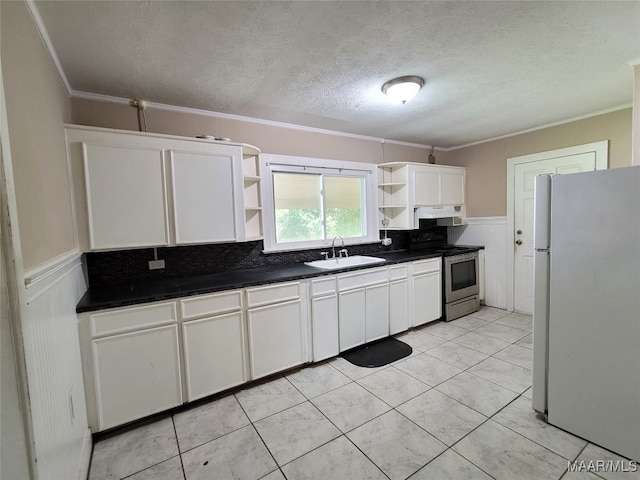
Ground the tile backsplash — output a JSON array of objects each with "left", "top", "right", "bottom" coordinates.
[{"left": 86, "top": 231, "right": 409, "bottom": 288}]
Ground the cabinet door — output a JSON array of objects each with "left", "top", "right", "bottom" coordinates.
[
  {"left": 365, "top": 283, "right": 389, "bottom": 342},
  {"left": 338, "top": 288, "right": 366, "bottom": 352},
  {"left": 170, "top": 148, "right": 240, "bottom": 244},
  {"left": 440, "top": 172, "right": 465, "bottom": 205},
  {"left": 247, "top": 299, "right": 305, "bottom": 379},
  {"left": 92, "top": 325, "right": 182, "bottom": 430},
  {"left": 412, "top": 272, "right": 442, "bottom": 326},
  {"left": 413, "top": 170, "right": 440, "bottom": 206},
  {"left": 389, "top": 278, "right": 410, "bottom": 335},
  {"left": 311, "top": 295, "right": 339, "bottom": 362},
  {"left": 84, "top": 143, "right": 168, "bottom": 249},
  {"left": 182, "top": 312, "right": 247, "bottom": 402}
]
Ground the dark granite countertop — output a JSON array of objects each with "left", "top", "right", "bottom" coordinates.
[
  {"left": 77, "top": 250, "right": 438, "bottom": 313},
  {"left": 76, "top": 247, "right": 482, "bottom": 313}
]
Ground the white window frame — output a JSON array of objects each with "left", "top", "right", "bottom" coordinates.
[{"left": 260, "top": 153, "right": 379, "bottom": 253}]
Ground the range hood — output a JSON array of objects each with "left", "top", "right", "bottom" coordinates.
[{"left": 415, "top": 205, "right": 466, "bottom": 226}]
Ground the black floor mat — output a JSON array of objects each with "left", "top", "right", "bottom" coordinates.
[{"left": 341, "top": 337, "right": 413, "bottom": 368}]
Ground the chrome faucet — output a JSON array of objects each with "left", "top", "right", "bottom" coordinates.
[{"left": 331, "top": 236, "right": 348, "bottom": 259}]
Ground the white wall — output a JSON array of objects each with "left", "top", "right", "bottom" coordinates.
[
  {"left": 448, "top": 217, "right": 508, "bottom": 310},
  {"left": 1, "top": 252, "right": 31, "bottom": 480},
  {"left": 21, "top": 257, "right": 90, "bottom": 480}
]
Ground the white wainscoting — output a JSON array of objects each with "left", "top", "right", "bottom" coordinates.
[
  {"left": 448, "top": 217, "right": 508, "bottom": 310},
  {"left": 22, "top": 255, "right": 91, "bottom": 480}
]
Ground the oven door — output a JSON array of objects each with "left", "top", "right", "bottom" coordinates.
[{"left": 445, "top": 253, "right": 479, "bottom": 302}]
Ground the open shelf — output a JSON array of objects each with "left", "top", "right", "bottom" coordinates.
[{"left": 242, "top": 148, "right": 263, "bottom": 240}]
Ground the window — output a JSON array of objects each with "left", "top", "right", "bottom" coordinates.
[{"left": 261, "top": 154, "right": 379, "bottom": 252}]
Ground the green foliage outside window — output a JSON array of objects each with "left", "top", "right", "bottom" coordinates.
[{"left": 275, "top": 208, "right": 362, "bottom": 243}]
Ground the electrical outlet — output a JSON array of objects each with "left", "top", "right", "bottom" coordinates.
[{"left": 148, "top": 259, "right": 165, "bottom": 270}]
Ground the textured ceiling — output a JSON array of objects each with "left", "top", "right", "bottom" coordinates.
[{"left": 34, "top": 1, "right": 640, "bottom": 148}]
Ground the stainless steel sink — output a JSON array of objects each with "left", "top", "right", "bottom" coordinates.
[{"left": 304, "top": 255, "right": 385, "bottom": 270}]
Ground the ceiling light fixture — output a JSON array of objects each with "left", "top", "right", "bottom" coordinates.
[{"left": 381, "top": 76, "right": 424, "bottom": 104}]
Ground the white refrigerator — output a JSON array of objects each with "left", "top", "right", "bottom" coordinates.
[{"left": 532, "top": 166, "right": 640, "bottom": 461}]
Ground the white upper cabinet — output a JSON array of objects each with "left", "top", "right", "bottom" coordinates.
[
  {"left": 169, "top": 149, "right": 240, "bottom": 244},
  {"left": 66, "top": 125, "right": 260, "bottom": 251},
  {"left": 440, "top": 171, "right": 465, "bottom": 205},
  {"left": 412, "top": 165, "right": 465, "bottom": 207},
  {"left": 378, "top": 162, "right": 466, "bottom": 230},
  {"left": 412, "top": 170, "right": 441, "bottom": 206},
  {"left": 84, "top": 143, "right": 169, "bottom": 249}
]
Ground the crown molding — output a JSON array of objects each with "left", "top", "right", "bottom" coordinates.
[
  {"left": 25, "top": 0, "right": 72, "bottom": 95},
  {"left": 445, "top": 103, "right": 632, "bottom": 151},
  {"left": 71, "top": 90, "right": 439, "bottom": 150}
]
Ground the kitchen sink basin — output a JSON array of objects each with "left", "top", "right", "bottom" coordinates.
[{"left": 304, "top": 255, "right": 385, "bottom": 270}]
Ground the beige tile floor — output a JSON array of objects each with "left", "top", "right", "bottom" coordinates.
[{"left": 88, "top": 307, "right": 639, "bottom": 480}]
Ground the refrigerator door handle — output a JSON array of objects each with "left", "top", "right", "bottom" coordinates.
[
  {"left": 532, "top": 249, "right": 550, "bottom": 414},
  {"left": 532, "top": 173, "right": 551, "bottom": 414},
  {"left": 534, "top": 175, "right": 552, "bottom": 250}
]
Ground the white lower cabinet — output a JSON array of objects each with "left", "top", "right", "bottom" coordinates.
[
  {"left": 179, "top": 290, "right": 247, "bottom": 402},
  {"left": 337, "top": 267, "right": 390, "bottom": 352},
  {"left": 309, "top": 277, "right": 339, "bottom": 361},
  {"left": 411, "top": 258, "right": 442, "bottom": 326},
  {"left": 79, "top": 259, "right": 444, "bottom": 431},
  {"left": 91, "top": 324, "right": 182, "bottom": 431},
  {"left": 246, "top": 282, "right": 308, "bottom": 380},
  {"left": 182, "top": 311, "right": 248, "bottom": 402},
  {"left": 389, "top": 265, "right": 410, "bottom": 335},
  {"left": 365, "top": 283, "right": 390, "bottom": 342},
  {"left": 338, "top": 288, "right": 367, "bottom": 351},
  {"left": 311, "top": 295, "right": 338, "bottom": 361}
]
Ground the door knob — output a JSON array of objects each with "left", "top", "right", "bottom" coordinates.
[
  {"left": 516, "top": 229, "right": 522, "bottom": 235},
  {"left": 515, "top": 239, "right": 523, "bottom": 245}
]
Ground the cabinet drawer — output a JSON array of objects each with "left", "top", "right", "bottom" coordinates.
[
  {"left": 311, "top": 277, "right": 337, "bottom": 297},
  {"left": 412, "top": 257, "right": 441, "bottom": 275},
  {"left": 180, "top": 290, "right": 242, "bottom": 320},
  {"left": 338, "top": 267, "right": 388, "bottom": 291},
  {"left": 246, "top": 282, "right": 300, "bottom": 307},
  {"left": 90, "top": 301, "right": 177, "bottom": 338},
  {"left": 389, "top": 265, "right": 408, "bottom": 280}
]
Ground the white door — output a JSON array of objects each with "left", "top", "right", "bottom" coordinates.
[{"left": 513, "top": 153, "right": 597, "bottom": 313}]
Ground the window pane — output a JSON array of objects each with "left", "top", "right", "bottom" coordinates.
[
  {"left": 324, "top": 176, "right": 364, "bottom": 238},
  {"left": 273, "top": 173, "right": 322, "bottom": 243}
]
